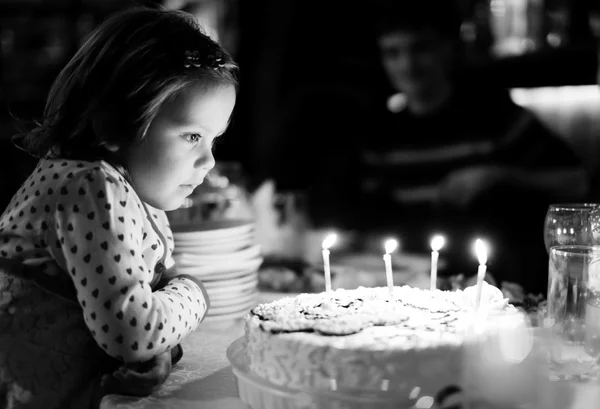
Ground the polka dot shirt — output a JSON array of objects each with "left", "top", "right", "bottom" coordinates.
[{"left": 0, "top": 158, "right": 209, "bottom": 363}]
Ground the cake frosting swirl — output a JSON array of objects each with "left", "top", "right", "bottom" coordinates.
[{"left": 244, "top": 284, "right": 521, "bottom": 397}]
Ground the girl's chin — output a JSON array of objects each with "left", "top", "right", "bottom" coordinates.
[
  {"left": 141, "top": 196, "right": 184, "bottom": 212},
  {"left": 164, "top": 197, "right": 188, "bottom": 212}
]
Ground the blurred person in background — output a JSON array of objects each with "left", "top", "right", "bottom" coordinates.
[
  {"left": 291, "top": 0, "right": 591, "bottom": 296},
  {"left": 363, "top": 0, "right": 590, "bottom": 294}
]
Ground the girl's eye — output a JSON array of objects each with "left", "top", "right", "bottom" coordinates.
[{"left": 182, "top": 133, "right": 202, "bottom": 143}]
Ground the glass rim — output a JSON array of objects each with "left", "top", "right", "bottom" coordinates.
[
  {"left": 549, "top": 244, "right": 600, "bottom": 256},
  {"left": 548, "top": 203, "right": 600, "bottom": 211}
]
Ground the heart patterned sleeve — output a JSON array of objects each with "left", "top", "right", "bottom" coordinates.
[
  {"left": 152, "top": 209, "right": 177, "bottom": 273},
  {"left": 44, "top": 169, "right": 208, "bottom": 363}
]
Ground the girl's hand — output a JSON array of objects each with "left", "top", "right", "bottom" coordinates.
[
  {"left": 152, "top": 269, "right": 204, "bottom": 292},
  {"left": 173, "top": 273, "right": 206, "bottom": 291},
  {"left": 101, "top": 350, "right": 172, "bottom": 397}
]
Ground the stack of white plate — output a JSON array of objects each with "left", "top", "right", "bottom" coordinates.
[{"left": 172, "top": 219, "right": 263, "bottom": 322}]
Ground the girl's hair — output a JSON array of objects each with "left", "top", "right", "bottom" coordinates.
[{"left": 14, "top": 6, "right": 238, "bottom": 161}]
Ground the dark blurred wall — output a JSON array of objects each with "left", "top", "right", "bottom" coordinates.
[
  {"left": 1, "top": 0, "right": 598, "bottom": 211},
  {"left": 0, "top": 0, "right": 136, "bottom": 211},
  {"left": 228, "top": 0, "right": 598, "bottom": 189},
  {"left": 226, "top": 0, "right": 391, "bottom": 188}
]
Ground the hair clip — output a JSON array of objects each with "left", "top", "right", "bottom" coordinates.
[
  {"left": 184, "top": 48, "right": 226, "bottom": 70},
  {"left": 184, "top": 50, "right": 202, "bottom": 68}
]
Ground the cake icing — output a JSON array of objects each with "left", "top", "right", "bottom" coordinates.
[{"left": 244, "top": 283, "right": 522, "bottom": 397}]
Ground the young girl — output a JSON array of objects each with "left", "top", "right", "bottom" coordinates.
[{"left": 0, "top": 6, "right": 238, "bottom": 409}]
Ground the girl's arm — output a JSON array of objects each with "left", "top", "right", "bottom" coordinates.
[{"left": 45, "top": 169, "right": 208, "bottom": 363}]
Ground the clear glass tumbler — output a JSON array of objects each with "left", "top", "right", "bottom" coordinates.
[
  {"left": 546, "top": 245, "right": 600, "bottom": 380},
  {"left": 543, "top": 203, "right": 600, "bottom": 253}
]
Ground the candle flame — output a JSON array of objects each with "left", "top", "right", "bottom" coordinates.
[
  {"left": 322, "top": 233, "right": 337, "bottom": 250},
  {"left": 474, "top": 239, "right": 487, "bottom": 265},
  {"left": 430, "top": 235, "right": 445, "bottom": 252},
  {"left": 384, "top": 238, "right": 398, "bottom": 254}
]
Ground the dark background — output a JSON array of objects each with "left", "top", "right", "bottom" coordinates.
[{"left": 1, "top": 0, "right": 599, "bottom": 211}]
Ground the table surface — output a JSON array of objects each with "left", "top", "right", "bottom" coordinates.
[
  {"left": 100, "top": 318, "right": 248, "bottom": 409},
  {"left": 99, "top": 292, "right": 600, "bottom": 409}
]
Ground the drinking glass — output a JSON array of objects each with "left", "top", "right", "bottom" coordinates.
[
  {"left": 545, "top": 245, "right": 600, "bottom": 380},
  {"left": 543, "top": 203, "right": 600, "bottom": 253}
]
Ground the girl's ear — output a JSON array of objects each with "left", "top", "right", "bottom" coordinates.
[
  {"left": 102, "top": 143, "right": 120, "bottom": 153},
  {"left": 92, "top": 116, "right": 120, "bottom": 152}
]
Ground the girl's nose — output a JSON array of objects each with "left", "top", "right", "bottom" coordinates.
[{"left": 196, "top": 148, "right": 216, "bottom": 171}]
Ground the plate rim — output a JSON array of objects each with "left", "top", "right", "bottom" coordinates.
[
  {"left": 171, "top": 219, "right": 254, "bottom": 236},
  {"left": 175, "top": 256, "right": 263, "bottom": 277},
  {"left": 174, "top": 244, "right": 262, "bottom": 264}
]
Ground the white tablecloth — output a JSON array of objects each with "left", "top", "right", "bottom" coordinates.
[
  {"left": 99, "top": 294, "right": 600, "bottom": 409},
  {"left": 100, "top": 319, "right": 248, "bottom": 409}
]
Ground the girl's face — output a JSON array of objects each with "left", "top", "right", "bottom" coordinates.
[{"left": 124, "top": 84, "right": 236, "bottom": 211}]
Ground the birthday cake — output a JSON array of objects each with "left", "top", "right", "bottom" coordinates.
[{"left": 244, "top": 283, "right": 523, "bottom": 398}]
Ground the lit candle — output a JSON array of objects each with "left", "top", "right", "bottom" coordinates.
[
  {"left": 383, "top": 239, "right": 398, "bottom": 296},
  {"left": 474, "top": 239, "right": 488, "bottom": 310},
  {"left": 322, "top": 233, "right": 337, "bottom": 292},
  {"left": 430, "top": 235, "right": 445, "bottom": 291}
]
